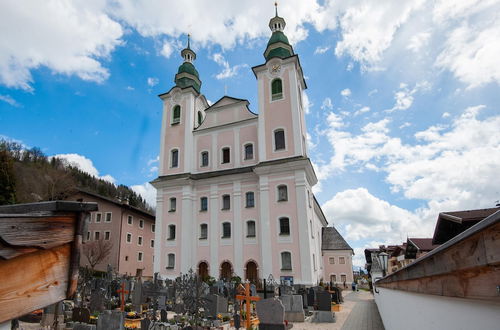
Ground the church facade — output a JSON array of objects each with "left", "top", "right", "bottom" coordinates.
[{"left": 152, "top": 10, "right": 353, "bottom": 285}]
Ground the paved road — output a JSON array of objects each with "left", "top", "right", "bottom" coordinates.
[{"left": 341, "top": 290, "right": 385, "bottom": 330}]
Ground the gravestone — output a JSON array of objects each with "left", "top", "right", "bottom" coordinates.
[
  {"left": 317, "top": 291, "right": 332, "bottom": 311},
  {"left": 250, "top": 283, "right": 257, "bottom": 297},
  {"left": 256, "top": 298, "right": 286, "bottom": 330},
  {"left": 206, "top": 294, "right": 228, "bottom": 318},
  {"left": 209, "top": 286, "right": 219, "bottom": 295},
  {"left": 141, "top": 318, "right": 151, "bottom": 330},
  {"left": 73, "top": 324, "right": 96, "bottom": 330},
  {"left": 96, "top": 310, "right": 124, "bottom": 330},
  {"left": 233, "top": 312, "right": 241, "bottom": 329},
  {"left": 158, "top": 295, "right": 167, "bottom": 310},
  {"left": 280, "top": 295, "right": 305, "bottom": 322},
  {"left": 72, "top": 307, "right": 91, "bottom": 324},
  {"left": 330, "top": 287, "right": 341, "bottom": 304},
  {"left": 307, "top": 288, "right": 315, "bottom": 307},
  {"left": 89, "top": 291, "right": 105, "bottom": 313},
  {"left": 297, "top": 288, "right": 308, "bottom": 309},
  {"left": 40, "top": 304, "right": 56, "bottom": 327},
  {"left": 160, "top": 309, "right": 168, "bottom": 322}
]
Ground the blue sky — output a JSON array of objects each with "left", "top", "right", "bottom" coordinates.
[{"left": 1, "top": 0, "right": 499, "bottom": 267}]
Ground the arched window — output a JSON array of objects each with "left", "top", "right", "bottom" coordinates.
[
  {"left": 246, "top": 220, "right": 256, "bottom": 237},
  {"left": 201, "top": 151, "right": 209, "bottom": 167},
  {"left": 222, "top": 147, "right": 230, "bottom": 164},
  {"left": 271, "top": 79, "right": 283, "bottom": 100},
  {"left": 274, "top": 129, "right": 285, "bottom": 150},
  {"left": 277, "top": 185, "right": 288, "bottom": 201},
  {"left": 222, "top": 195, "right": 230, "bottom": 210},
  {"left": 245, "top": 192, "right": 255, "bottom": 208},
  {"left": 200, "top": 223, "right": 208, "bottom": 239},
  {"left": 172, "top": 105, "right": 181, "bottom": 124},
  {"left": 167, "top": 253, "right": 175, "bottom": 269},
  {"left": 197, "top": 111, "right": 203, "bottom": 125},
  {"left": 222, "top": 222, "right": 231, "bottom": 238},
  {"left": 168, "top": 224, "right": 176, "bottom": 240},
  {"left": 281, "top": 252, "right": 292, "bottom": 270},
  {"left": 171, "top": 149, "right": 179, "bottom": 168},
  {"left": 279, "top": 217, "right": 290, "bottom": 235},
  {"left": 244, "top": 143, "right": 254, "bottom": 160}
]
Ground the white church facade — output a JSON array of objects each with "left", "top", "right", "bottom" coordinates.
[{"left": 152, "top": 9, "right": 353, "bottom": 285}]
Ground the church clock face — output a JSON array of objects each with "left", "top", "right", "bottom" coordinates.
[{"left": 269, "top": 64, "right": 281, "bottom": 75}]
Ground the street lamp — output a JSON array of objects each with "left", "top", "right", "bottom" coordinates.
[{"left": 378, "top": 252, "right": 389, "bottom": 277}]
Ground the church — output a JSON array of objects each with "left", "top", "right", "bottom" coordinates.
[{"left": 151, "top": 8, "right": 353, "bottom": 286}]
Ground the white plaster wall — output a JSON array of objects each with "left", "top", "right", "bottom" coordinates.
[{"left": 374, "top": 287, "right": 500, "bottom": 330}]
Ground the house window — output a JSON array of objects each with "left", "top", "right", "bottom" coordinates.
[
  {"left": 281, "top": 251, "right": 292, "bottom": 270},
  {"left": 94, "top": 232, "right": 100, "bottom": 240},
  {"left": 86, "top": 231, "right": 90, "bottom": 241},
  {"left": 271, "top": 78, "right": 283, "bottom": 101},
  {"left": 138, "top": 252, "right": 143, "bottom": 262},
  {"left": 222, "top": 222, "right": 231, "bottom": 238},
  {"left": 201, "top": 151, "right": 209, "bottom": 167},
  {"left": 222, "top": 147, "right": 230, "bottom": 164},
  {"left": 329, "top": 257, "right": 335, "bottom": 264},
  {"left": 330, "top": 274, "right": 337, "bottom": 283},
  {"left": 341, "top": 274, "right": 347, "bottom": 282},
  {"left": 274, "top": 129, "right": 285, "bottom": 150},
  {"left": 172, "top": 105, "right": 181, "bottom": 125},
  {"left": 279, "top": 217, "right": 290, "bottom": 235},
  {"left": 339, "top": 257, "right": 345, "bottom": 264},
  {"left": 104, "top": 231, "right": 110, "bottom": 240},
  {"left": 197, "top": 111, "right": 203, "bottom": 125},
  {"left": 125, "top": 256, "right": 129, "bottom": 261},
  {"left": 139, "top": 219, "right": 144, "bottom": 229},
  {"left": 127, "top": 215, "right": 133, "bottom": 225},
  {"left": 167, "top": 254, "right": 175, "bottom": 269},
  {"left": 105, "top": 212, "right": 112, "bottom": 222},
  {"left": 126, "top": 233, "right": 132, "bottom": 243},
  {"left": 138, "top": 236, "right": 143, "bottom": 246},
  {"left": 171, "top": 149, "right": 179, "bottom": 168},
  {"left": 245, "top": 192, "right": 255, "bottom": 208},
  {"left": 150, "top": 239, "right": 154, "bottom": 248},
  {"left": 222, "top": 195, "right": 230, "bottom": 210},
  {"left": 200, "top": 197, "right": 208, "bottom": 211},
  {"left": 169, "top": 197, "right": 176, "bottom": 212},
  {"left": 168, "top": 224, "right": 176, "bottom": 240},
  {"left": 246, "top": 220, "right": 256, "bottom": 238},
  {"left": 151, "top": 224, "right": 155, "bottom": 232},
  {"left": 277, "top": 185, "right": 288, "bottom": 201},
  {"left": 200, "top": 224, "right": 208, "bottom": 239},
  {"left": 244, "top": 144, "right": 253, "bottom": 160},
  {"left": 95, "top": 213, "right": 102, "bottom": 223}
]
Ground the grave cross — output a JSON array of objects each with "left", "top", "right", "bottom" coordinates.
[
  {"left": 117, "top": 282, "right": 129, "bottom": 311},
  {"left": 235, "top": 282, "right": 260, "bottom": 329}
]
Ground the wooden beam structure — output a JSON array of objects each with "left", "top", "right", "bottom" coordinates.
[{"left": 0, "top": 201, "right": 97, "bottom": 323}]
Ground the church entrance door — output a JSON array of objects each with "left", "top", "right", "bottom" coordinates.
[
  {"left": 198, "top": 261, "right": 209, "bottom": 280},
  {"left": 245, "top": 261, "right": 258, "bottom": 283},
  {"left": 220, "top": 261, "right": 233, "bottom": 280}
]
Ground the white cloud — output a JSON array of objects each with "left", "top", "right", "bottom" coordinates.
[
  {"left": 368, "top": 89, "right": 378, "bottom": 96},
  {"left": 407, "top": 31, "right": 431, "bottom": 52},
  {"left": 125, "top": 86, "right": 134, "bottom": 91},
  {"left": 131, "top": 182, "right": 157, "bottom": 207},
  {"left": 0, "top": 94, "right": 20, "bottom": 107},
  {"left": 147, "top": 77, "right": 159, "bottom": 87},
  {"left": 387, "top": 81, "right": 430, "bottom": 112},
  {"left": 354, "top": 106, "right": 370, "bottom": 116},
  {"left": 321, "top": 97, "right": 333, "bottom": 111},
  {"left": 0, "top": 0, "right": 123, "bottom": 90},
  {"left": 340, "top": 88, "right": 351, "bottom": 97},
  {"left": 160, "top": 41, "right": 175, "bottom": 58},
  {"left": 442, "top": 112, "right": 451, "bottom": 118},
  {"left": 314, "top": 46, "right": 330, "bottom": 54},
  {"left": 212, "top": 53, "right": 248, "bottom": 80},
  {"left": 399, "top": 122, "right": 411, "bottom": 129},
  {"left": 52, "top": 153, "right": 115, "bottom": 184}
]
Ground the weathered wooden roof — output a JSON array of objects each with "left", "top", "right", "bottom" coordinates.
[{"left": 321, "top": 226, "right": 353, "bottom": 251}]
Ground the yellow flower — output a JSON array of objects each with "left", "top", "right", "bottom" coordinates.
[{"left": 217, "top": 313, "right": 222, "bottom": 319}]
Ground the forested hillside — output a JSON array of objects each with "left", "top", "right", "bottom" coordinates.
[{"left": 0, "top": 139, "right": 153, "bottom": 213}]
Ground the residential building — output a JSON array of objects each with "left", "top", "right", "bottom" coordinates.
[
  {"left": 72, "top": 190, "right": 156, "bottom": 277},
  {"left": 322, "top": 227, "right": 354, "bottom": 286},
  {"left": 151, "top": 9, "right": 352, "bottom": 284}
]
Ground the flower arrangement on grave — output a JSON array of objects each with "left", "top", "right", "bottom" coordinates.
[{"left": 126, "top": 311, "right": 141, "bottom": 319}]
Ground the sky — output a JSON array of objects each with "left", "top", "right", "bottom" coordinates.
[{"left": 1, "top": 0, "right": 499, "bottom": 268}]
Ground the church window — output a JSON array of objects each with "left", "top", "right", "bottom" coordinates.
[
  {"left": 279, "top": 217, "right": 290, "bottom": 235},
  {"left": 222, "top": 222, "right": 231, "bottom": 238},
  {"left": 172, "top": 105, "right": 181, "bottom": 125},
  {"left": 222, "top": 147, "right": 230, "bottom": 163},
  {"left": 201, "top": 151, "right": 209, "bottom": 167},
  {"left": 200, "top": 197, "right": 208, "bottom": 211},
  {"left": 281, "top": 252, "right": 292, "bottom": 270},
  {"left": 169, "top": 197, "right": 176, "bottom": 212},
  {"left": 168, "top": 225, "right": 176, "bottom": 240},
  {"left": 271, "top": 78, "right": 283, "bottom": 101},
  {"left": 200, "top": 224, "right": 208, "bottom": 239},
  {"left": 167, "top": 254, "right": 175, "bottom": 269},
  {"left": 138, "top": 236, "right": 143, "bottom": 246},
  {"left": 277, "top": 185, "right": 288, "bottom": 201},
  {"left": 171, "top": 149, "right": 179, "bottom": 168},
  {"left": 138, "top": 252, "right": 143, "bottom": 262},
  {"left": 197, "top": 111, "right": 203, "bottom": 125},
  {"left": 244, "top": 143, "right": 254, "bottom": 160},
  {"left": 222, "top": 195, "right": 230, "bottom": 210},
  {"left": 247, "top": 220, "right": 256, "bottom": 237},
  {"left": 245, "top": 192, "right": 255, "bottom": 208},
  {"left": 274, "top": 129, "right": 285, "bottom": 150}
]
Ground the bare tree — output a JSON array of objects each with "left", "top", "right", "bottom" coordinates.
[{"left": 82, "top": 239, "right": 113, "bottom": 270}]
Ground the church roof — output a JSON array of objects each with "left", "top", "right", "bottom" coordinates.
[
  {"left": 322, "top": 226, "right": 353, "bottom": 251},
  {"left": 177, "top": 62, "right": 199, "bottom": 78},
  {"left": 267, "top": 31, "right": 290, "bottom": 46}
]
